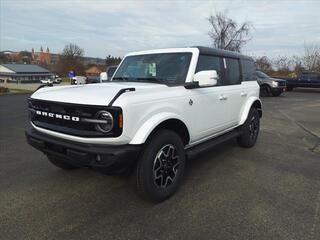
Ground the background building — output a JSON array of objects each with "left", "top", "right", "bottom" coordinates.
[
  {"left": 85, "top": 66, "right": 103, "bottom": 76},
  {"left": 0, "top": 64, "right": 53, "bottom": 83},
  {"left": 31, "top": 47, "right": 51, "bottom": 65}
]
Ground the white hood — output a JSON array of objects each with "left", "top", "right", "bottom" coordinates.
[{"left": 31, "top": 82, "right": 167, "bottom": 106}]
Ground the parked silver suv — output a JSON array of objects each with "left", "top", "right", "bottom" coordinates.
[{"left": 256, "top": 71, "right": 286, "bottom": 97}]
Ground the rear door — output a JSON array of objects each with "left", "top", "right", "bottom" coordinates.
[{"left": 221, "top": 57, "right": 246, "bottom": 126}]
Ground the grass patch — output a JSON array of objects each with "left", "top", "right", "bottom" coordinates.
[
  {"left": 0, "top": 86, "right": 9, "bottom": 93},
  {"left": 62, "top": 77, "right": 71, "bottom": 83},
  {"left": 8, "top": 88, "right": 33, "bottom": 94}
]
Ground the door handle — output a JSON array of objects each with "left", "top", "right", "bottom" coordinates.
[
  {"left": 240, "top": 92, "right": 247, "bottom": 97},
  {"left": 219, "top": 95, "right": 227, "bottom": 100}
]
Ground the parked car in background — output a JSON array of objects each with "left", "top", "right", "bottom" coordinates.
[
  {"left": 86, "top": 76, "right": 101, "bottom": 84},
  {"left": 41, "top": 76, "right": 61, "bottom": 84},
  {"left": 71, "top": 76, "right": 87, "bottom": 85},
  {"left": 277, "top": 71, "right": 320, "bottom": 91},
  {"left": 40, "top": 78, "right": 53, "bottom": 84},
  {"left": 53, "top": 75, "right": 62, "bottom": 84},
  {"left": 100, "top": 65, "right": 118, "bottom": 82},
  {"left": 256, "top": 71, "right": 286, "bottom": 97}
]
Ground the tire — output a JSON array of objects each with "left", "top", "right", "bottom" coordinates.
[
  {"left": 135, "top": 129, "right": 186, "bottom": 202},
  {"left": 47, "top": 155, "right": 80, "bottom": 170},
  {"left": 260, "top": 85, "right": 271, "bottom": 97},
  {"left": 237, "top": 108, "right": 260, "bottom": 148},
  {"left": 271, "top": 89, "right": 282, "bottom": 97}
]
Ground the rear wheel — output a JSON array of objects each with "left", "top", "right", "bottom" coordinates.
[
  {"left": 135, "top": 130, "right": 186, "bottom": 202},
  {"left": 237, "top": 108, "right": 260, "bottom": 148},
  {"left": 47, "top": 155, "right": 80, "bottom": 170}
]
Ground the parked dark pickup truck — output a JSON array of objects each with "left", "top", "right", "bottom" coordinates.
[{"left": 277, "top": 72, "right": 320, "bottom": 91}]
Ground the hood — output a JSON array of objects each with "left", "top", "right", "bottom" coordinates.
[
  {"left": 269, "top": 77, "right": 286, "bottom": 82},
  {"left": 31, "top": 82, "right": 167, "bottom": 106},
  {"left": 258, "top": 77, "right": 286, "bottom": 83}
]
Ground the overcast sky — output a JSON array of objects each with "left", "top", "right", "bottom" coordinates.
[{"left": 1, "top": 0, "right": 319, "bottom": 58}]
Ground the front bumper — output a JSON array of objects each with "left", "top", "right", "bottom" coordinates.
[
  {"left": 25, "top": 125, "right": 141, "bottom": 170},
  {"left": 272, "top": 86, "right": 286, "bottom": 92}
]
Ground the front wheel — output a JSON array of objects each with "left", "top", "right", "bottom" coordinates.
[
  {"left": 134, "top": 130, "right": 186, "bottom": 202},
  {"left": 271, "top": 89, "right": 282, "bottom": 97},
  {"left": 237, "top": 108, "right": 260, "bottom": 148}
]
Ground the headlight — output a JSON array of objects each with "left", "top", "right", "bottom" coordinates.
[
  {"left": 272, "top": 81, "right": 278, "bottom": 87},
  {"left": 95, "top": 110, "right": 114, "bottom": 133}
]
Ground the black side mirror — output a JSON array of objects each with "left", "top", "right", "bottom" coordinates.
[{"left": 184, "top": 81, "right": 200, "bottom": 89}]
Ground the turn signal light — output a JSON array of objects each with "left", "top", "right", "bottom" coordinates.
[{"left": 119, "top": 113, "right": 123, "bottom": 129}]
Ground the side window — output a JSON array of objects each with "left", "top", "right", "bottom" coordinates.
[
  {"left": 224, "top": 58, "right": 241, "bottom": 85},
  {"left": 196, "top": 55, "right": 222, "bottom": 84},
  {"left": 241, "top": 59, "right": 256, "bottom": 81}
]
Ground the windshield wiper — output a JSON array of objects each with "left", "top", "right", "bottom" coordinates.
[
  {"left": 113, "top": 77, "right": 168, "bottom": 85},
  {"left": 112, "top": 77, "right": 130, "bottom": 81},
  {"left": 135, "top": 77, "right": 167, "bottom": 84}
]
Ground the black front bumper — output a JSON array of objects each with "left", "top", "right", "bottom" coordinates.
[
  {"left": 25, "top": 125, "right": 141, "bottom": 171},
  {"left": 272, "top": 86, "right": 286, "bottom": 92}
]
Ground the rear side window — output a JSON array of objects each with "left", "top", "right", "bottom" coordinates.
[
  {"left": 242, "top": 59, "right": 256, "bottom": 81},
  {"left": 196, "top": 55, "right": 222, "bottom": 84},
  {"left": 224, "top": 58, "right": 241, "bottom": 85}
]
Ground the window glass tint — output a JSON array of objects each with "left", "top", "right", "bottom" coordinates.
[
  {"left": 242, "top": 60, "right": 256, "bottom": 81},
  {"left": 107, "top": 67, "right": 117, "bottom": 77},
  {"left": 114, "top": 53, "right": 192, "bottom": 85},
  {"left": 225, "top": 58, "right": 241, "bottom": 85},
  {"left": 300, "top": 74, "right": 308, "bottom": 81},
  {"left": 256, "top": 71, "right": 269, "bottom": 79},
  {"left": 196, "top": 55, "right": 222, "bottom": 84}
]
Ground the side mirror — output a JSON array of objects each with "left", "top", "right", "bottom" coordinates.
[
  {"left": 193, "top": 70, "right": 218, "bottom": 87},
  {"left": 100, "top": 72, "right": 108, "bottom": 82}
]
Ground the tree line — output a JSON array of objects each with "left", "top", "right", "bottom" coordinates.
[
  {"left": 2, "top": 11, "right": 319, "bottom": 78},
  {"left": 208, "top": 11, "right": 320, "bottom": 77},
  {"left": 254, "top": 44, "right": 320, "bottom": 77},
  {"left": 0, "top": 44, "right": 122, "bottom": 77}
]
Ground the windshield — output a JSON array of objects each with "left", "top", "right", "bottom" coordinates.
[
  {"left": 256, "top": 71, "right": 269, "bottom": 79},
  {"left": 113, "top": 53, "right": 192, "bottom": 85}
]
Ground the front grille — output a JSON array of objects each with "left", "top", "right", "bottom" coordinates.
[
  {"left": 277, "top": 81, "right": 286, "bottom": 87},
  {"left": 28, "top": 98, "right": 122, "bottom": 137}
]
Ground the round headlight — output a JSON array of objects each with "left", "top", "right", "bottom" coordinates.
[
  {"left": 95, "top": 111, "right": 114, "bottom": 133},
  {"left": 272, "top": 81, "right": 278, "bottom": 87}
]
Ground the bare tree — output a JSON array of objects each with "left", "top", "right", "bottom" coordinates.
[
  {"left": 62, "top": 43, "right": 84, "bottom": 59},
  {"left": 255, "top": 56, "right": 273, "bottom": 73},
  {"left": 302, "top": 43, "right": 320, "bottom": 72},
  {"left": 208, "top": 12, "right": 252, "bottom": 52},
  {"left": 57, "top": 43, "right": 85, "bottom": 76},
  {"left": 291, "top": 55, "right": 305, "bottom": 74}
]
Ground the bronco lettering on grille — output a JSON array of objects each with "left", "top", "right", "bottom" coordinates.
[{"left": 35, "top": 110, "right": 80, "bottom": 122}]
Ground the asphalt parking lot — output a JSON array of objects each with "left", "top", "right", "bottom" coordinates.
[{"left": 1, "top": 90, "right": 320, "bottom": 240}]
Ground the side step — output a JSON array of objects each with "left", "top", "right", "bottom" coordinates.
[{"left": 186, "top": 128, "right": 242, "bottom": 159}]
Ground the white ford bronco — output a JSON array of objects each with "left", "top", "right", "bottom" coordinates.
[{"left": 26, "top": 47, "right": 262, "bottom": 202}]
